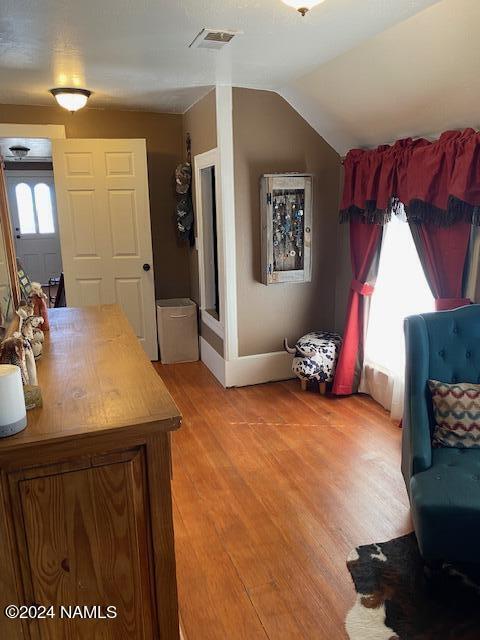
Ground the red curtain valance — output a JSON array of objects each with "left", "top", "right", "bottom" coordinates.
[{"left": 340, "top": 129, "right": 480, "bottom": 227}]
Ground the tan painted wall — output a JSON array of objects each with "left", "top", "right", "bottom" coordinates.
[
  {"left": 183, "top": 90, "right": 217, "bottom": 165},
  {"left": 0, "top": 104, "right": 187, "bottom": 299},
  {"left": 0, "top": 93, "right": 345, "bottom": 359},
  {"left": 232, "top": 88, "right": 341, "bottom": 357},
  {"left": 182, "top": 89, "right": 217, "bottom": 306},
  {"left": 182, "top": 89, "right": 223, "bottom": 356}
]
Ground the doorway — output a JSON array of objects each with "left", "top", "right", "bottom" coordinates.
[
  {"left": 0, "top": 126, "right": 158, "bottom": 360},
  {"left": 1, "top": 137, "right": 64, "bottom": 306}
]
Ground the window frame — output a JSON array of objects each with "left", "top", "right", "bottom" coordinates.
[{"left": 6, "top": 170, "right": 56, "bottom": 238}]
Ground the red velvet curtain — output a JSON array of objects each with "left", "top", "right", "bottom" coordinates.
[
  {"left": 409, "top": 223, "right": 471, "bottom": 311},
  {"left": 334, "top": 128, "right": 479, "bottom": 395},
  {"left": 332, "top": 222, "right": 382, "bottom": 395},
  {"left": 340, "top": 129, "right": 480, "bottom": 226}
]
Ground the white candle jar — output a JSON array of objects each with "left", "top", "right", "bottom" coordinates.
[{"left": 0, "top": 365, "right": 27, "bottom": 438}]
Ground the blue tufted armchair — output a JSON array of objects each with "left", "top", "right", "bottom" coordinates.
[{"left": 402, "top": 304, "right": 480, "bottom": 564}]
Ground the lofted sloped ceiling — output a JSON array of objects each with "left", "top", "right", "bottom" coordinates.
[
  {"left": 0, "top": 0, "right": 439, "bottom": 116},
  {"left": 1, "top": 0, "right": 470, "bottom": 155},
  {"left": 282, "top": 0, "right": 480, "bottom": 155}
]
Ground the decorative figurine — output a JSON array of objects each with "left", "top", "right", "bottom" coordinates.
[
  {"left": 4, "top": 303, "right": 33, "bottom": 340},
  {"left": 21, "top": 315, "right": 44, "bottom": 358},
  {"left": 0, "top": 301, "right": 43, "bottom": 409},
  {"left": 32, "top": 316, "right": 45, "bottom": 346},
  {"left": 30, "top": 282, "right": 50, "bottom": 331},
  {"left": 22, "top": 339, "right": 37, "bottom": 386},
  {"left": 0, "top": 336, "right": 29, "bottom": 385}
]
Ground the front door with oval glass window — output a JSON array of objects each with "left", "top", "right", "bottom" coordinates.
[{"left": 6, "top": 172, "right": 62, "bottom": 285}]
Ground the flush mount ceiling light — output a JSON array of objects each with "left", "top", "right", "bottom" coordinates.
[
  {"left": 282, "top": 0, "right": 325, "bottom": 16},
  {"left": 49, "top": 87, "right": 91, "bottom": 112},
  {"left": 9, "top": 145, "right": 30, "bottom": 160}
]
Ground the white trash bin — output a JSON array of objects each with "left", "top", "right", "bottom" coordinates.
[{"left": 156, "top": 299, "right": 199, "bottom": 364}]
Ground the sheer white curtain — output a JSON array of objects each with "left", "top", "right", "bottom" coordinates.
[{"left": 359, "top": 214, "right": 435, "bottom": 420}]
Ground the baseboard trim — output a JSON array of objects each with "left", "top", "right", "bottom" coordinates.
[
  {"left": 200, "top": 340, "right": 295, "bottom": 388},
  {"left": 225, "top": 350, "right": 294, "bottom": 388},
  {"left": 199, "top": 337, "right": 226, "bottom": 387}
]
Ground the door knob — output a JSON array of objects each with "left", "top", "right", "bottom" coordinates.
[{"left": 143, "top": 263, "right": 151, "bottom": 272}]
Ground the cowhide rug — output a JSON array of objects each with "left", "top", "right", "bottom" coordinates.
[{"left": 346, "top": 533, "right": 480, "bottom": 640}]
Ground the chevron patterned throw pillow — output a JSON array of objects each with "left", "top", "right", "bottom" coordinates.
[{"left": 428, "top": 379, "right": 480, "bottom": 448}]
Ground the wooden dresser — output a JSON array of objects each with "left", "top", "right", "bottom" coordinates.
[{"left": 0, "top": 305, "right": 181, "bottom": 640}]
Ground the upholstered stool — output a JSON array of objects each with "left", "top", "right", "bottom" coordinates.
[{"left": 285, "top": 331, "right": 342, "bottom": 394}]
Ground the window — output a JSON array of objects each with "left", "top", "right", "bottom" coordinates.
[
  {"left": 15, "top": 182, "right": 55, "bottom": 234},
  {"left": 15, "top": 183, "right": 36, "bottom": 234},
  {"left": 34, "top": 184, "right": 54, "bottom": 234},
  {"left": 360, "top": 214, "right": 435, "bottom": 418}
]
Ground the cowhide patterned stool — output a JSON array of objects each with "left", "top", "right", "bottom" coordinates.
[{"left": 284, "top": 331, "right": 342, "bottom": 394}]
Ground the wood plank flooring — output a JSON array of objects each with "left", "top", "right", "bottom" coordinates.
[{"left": 155, "top": 361, "right": 412, "bottom": 640}]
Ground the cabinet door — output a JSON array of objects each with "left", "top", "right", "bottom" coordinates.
[
  {"left": 18, "top": 450, "right": 156, "bottom": 639},
  {"left": 261, "top": 174, "right": 312, "bottom": 285}
]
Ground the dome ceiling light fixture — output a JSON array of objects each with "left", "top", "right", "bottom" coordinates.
[
  {"left": 281, "top": 0, "right": 326, "bottom": 16},
  {"left": 49, "top": 87, "right": 91, "bottom": 113},
  {"left": 9, "top": 145, "right": 30, "bottom": 160}
]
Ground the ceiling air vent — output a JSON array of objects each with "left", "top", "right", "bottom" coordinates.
[{"left": 189, "top": 28, "right": 240, "bottom": 50}]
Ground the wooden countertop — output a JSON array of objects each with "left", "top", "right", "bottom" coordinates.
[{"left": 0, "top": 305, "right": 181, "bottom": 453}]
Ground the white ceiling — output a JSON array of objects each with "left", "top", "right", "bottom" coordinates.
[
  {"left": 283, "top": 0, "right": 480, "bottom": 154},
  {"left": 0, "top": 0, "right": 439, "bottom": 114}
]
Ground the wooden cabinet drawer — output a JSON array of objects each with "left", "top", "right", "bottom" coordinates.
[{"left": 7, "top": 448, "right": 158, "bottom": 639}]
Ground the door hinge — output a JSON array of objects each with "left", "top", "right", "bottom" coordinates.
[{"left": 267, "top": 192, "right": 272, "bottom": 205}]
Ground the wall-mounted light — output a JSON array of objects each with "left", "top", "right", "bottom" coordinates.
[
  {"left": 282, "top": 0, "right": 325, "bottom": 16},
  {"left": 49, "top": 87, "right": 91, "bottom": 112}
]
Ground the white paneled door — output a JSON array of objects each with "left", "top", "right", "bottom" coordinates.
[{"left": 52, "top": 139, "right": 158, "bottom": 360}]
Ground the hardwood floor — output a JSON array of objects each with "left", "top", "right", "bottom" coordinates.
[{"left": 155, "top": 361, "right": 412, "bottom": 640}]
